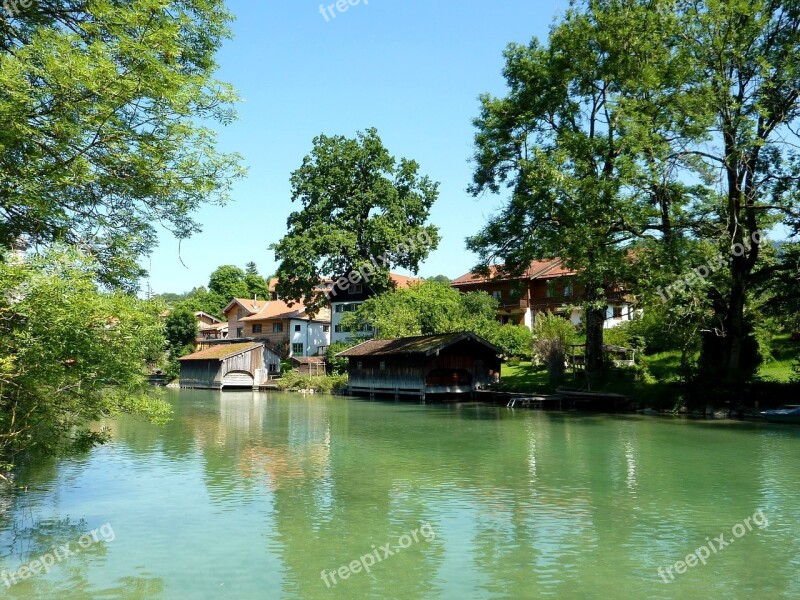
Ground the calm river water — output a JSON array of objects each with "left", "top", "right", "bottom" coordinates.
[{"left": 0, "top": 389, "right": 798, "bottom": 599}]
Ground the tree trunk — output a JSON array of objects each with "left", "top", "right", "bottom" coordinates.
[
  {"left": 584, "top": 289, "right": 606, "bottom": 382},
  {"left": 724, "top": 261, "right": 747, "bottom": 379}
]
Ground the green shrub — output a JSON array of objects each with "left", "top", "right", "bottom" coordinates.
[
  {"left": 492, "top": 325, "right": 533, "bottom": 359},
  {"left": 532, "top": 312, "right": 577, "bottom": 384},
  {"left": 506, "top": 356, "right": 521, "bottom": 367},
  {"left": 276, "top": 371, "right": 348, "bottom": 393},
  {"left": 325, "top": 341, "right": 358, "bottom": 374}
]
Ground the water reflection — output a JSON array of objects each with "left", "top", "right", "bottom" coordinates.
[{"left": 0, "top": 391, "right": 797, "bottom": 598}]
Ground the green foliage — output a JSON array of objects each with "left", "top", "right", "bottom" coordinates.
[
  {"left": 272, "top": 128, "right": 440, "bottom": 311},
  {"left": 0, "top": 249, "right": 171, "bottom": 471},
  {"left": 493, "top": 325, "right": 533, "bottom": 359},
  {"left": 275, "top": 371, "right": 348, "bottom": 394},
  {"left": 0, "top": 0, "right": 245, "bottom": 289},
  {"left": 165, "top": 308, "right": 198, "bottom": 354},
  {"left": 466, "top": 1, "right": 688, "bottom": 375},
  {"left": 428, "top": 275, "right": 450, "bottom": 284},
  {"left": 343, "top": 281, "right": 500, "bottom": 339},
  {"left": 208, "top": 265, "right": 250, "bottom": 300},
  {"left": 325, "top": 341, "right": 359, "bottom": 375},
  {"left": 754, "top": 242, "right": 800, "bottom": 333},
  {"left": 532, "top": 313, "right": 577, "bottom": 384},
  {"left": 468, "top": 0, "right": 800, "bottom": 379}
]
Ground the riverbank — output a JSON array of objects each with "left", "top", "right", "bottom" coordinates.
[{"left": 499, "top": 359, "right": 800, "bottom": 415}]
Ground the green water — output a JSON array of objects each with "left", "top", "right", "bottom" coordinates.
[{"left": 1, "top": 390, "right": 799, "bottom": 599}]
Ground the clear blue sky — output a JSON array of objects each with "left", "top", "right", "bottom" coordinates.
[{"left": 143, "top": 0, "right": 564, "bottom": 295}]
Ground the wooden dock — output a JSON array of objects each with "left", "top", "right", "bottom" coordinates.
[{"left": 474, "top": 388, "right": 629, "bottom": 411}]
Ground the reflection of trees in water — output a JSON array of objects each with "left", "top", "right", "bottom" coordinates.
[{"left": 0, "top": 514, "right": 164, "bottom": 599}]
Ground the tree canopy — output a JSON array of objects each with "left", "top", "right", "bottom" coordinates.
[
  {"left": 341, "top": 281, "right": 532, "bottom": 357},
  {"left": 0, "top": 0, "right": 245, "bottom": 290},
  {"left": 0, "top": 249, "right": 171, "bottom": 474},
  {"left": 272, "top": 128, "right": 440, "bottom": 311},
  {"left": 468, "top": 0, "right": 800, "bottom": 380}
]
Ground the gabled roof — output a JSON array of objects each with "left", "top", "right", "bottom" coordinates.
[
  {"left": 223, "top": 298, "right": 268, "bottom": 316},
  {"left": 291, "top": 356, "right": 326, "bottom": 365},
  {"left": 451, "top": 258, "right": 574, "bottom": 286},
  {"left": 223, "top": 297, "right": 330, "bottom": 323},
  {"left": 239, "top": 301, "right": 330, "bottom": 323},
  {"left": 336, "top": 332, "right": 501, "bottom": 358},
  {"left": 199, "top": 322, "right": 228, "bottom": 332},
  {"left": 178, "top": 342, "right": 263, "bottom": 362},
  {"left": 194, "top": 311, "right": 222, "bottom": 324}
]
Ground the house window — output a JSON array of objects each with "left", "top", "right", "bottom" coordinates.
[
  {"left": 294, "top": 324, "right": 302, "bottom": 332},
  {"left": 292, "top": 343, "right": 304, "bottom": 356},
  {"left": 323, "top": 325, "right": 330, "bottom": 333},
  {"left": 335, "top": 304, "right": 344, "bottom": 313},
  {"left": 252, "top": 324, "right": 262, "bottom": 334},
  {"left": 349, "top": 284, "right": 363, "bottom": 295},
  {"left": 334, "top": 324, "right": 347, "bottom": 333},
  {"left": 492, "top": 290, "right": 502, "bottom": 302},
  {"left": 613, "top": 306, "right": 624, "bottom": 319},
  {"left": 380, "top": 360, "right": 386, "bottom": 371},
  {"left": 236, "top": 327, "right": 243, "bottom": 338},
  {"left": 237, "top": 309, "right": 244, "bottom": 319},
  {"left": 273, "top": 323, "right": 283, "bottom": 333},
  {"left": 546, "top": 281, "right": 555, "bottom": 298},
  {"left": 564, "top": 284, "right": 572, "bottom": 298}
]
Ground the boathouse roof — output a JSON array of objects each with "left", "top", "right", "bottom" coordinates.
[
  {"left": 178, "top": 342, "right": 264, "bottom": 362},
  {"left": 336, "top": 332, "right": 501, "bottom": 358}
]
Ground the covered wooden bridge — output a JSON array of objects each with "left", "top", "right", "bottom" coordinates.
[
  {"left": 337, "top": 332, "right": 502, "bottom": 400},
  {"left": 178, "top": 342, "right": 281, "bottom": 390}
]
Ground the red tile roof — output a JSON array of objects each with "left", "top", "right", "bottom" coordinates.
[
  {"left": 389, "top": 273, "right": 421, "bottom": 288},
  {"left": 451, "top": 258, "right": 574, "bottom": 286},
  {"left": 239, "top": 301, "right": 331, "bottom": 323}
]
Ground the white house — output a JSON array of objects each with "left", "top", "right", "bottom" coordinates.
[{"left": 329, "top": 273, "right": 420, "bottom": 344}]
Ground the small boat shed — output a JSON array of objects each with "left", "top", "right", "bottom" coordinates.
[
  {"left": 178, "top": 342, "right": 281, "bottom": 389},
  {"left": 337, "top": 332, "right": 502, "bottom": 400}
]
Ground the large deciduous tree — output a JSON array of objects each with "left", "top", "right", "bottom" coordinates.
[
  {"left": 0, "top": 0, "right": 245, "bottom": 289},
  {"left": 675, "top": 0, "right": 800, "bottom": 379},
  {"left": 469, "top": 0, "right": 800, "bottom": 381},
  {"left": 467, "top": 0, "right": 686, "bottom": 379},
  {"left": 271, "top": 128, "right": 440, "bottom": 311}
]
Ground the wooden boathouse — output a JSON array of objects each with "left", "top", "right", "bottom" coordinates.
[
  {"left": 337, "top": 332, "right": 502, "bottom": 400},
  {"left": 178, "top": 342, "right": 281, "bottom": 390}
]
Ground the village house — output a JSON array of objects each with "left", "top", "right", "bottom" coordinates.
[
  {"left": 450, "top": 258, "right": 635, "bottom": 330},
  {"left": 195, "top": 311, "right": 228, "bottom": 342},
  {"left": 223, "top": 298, "right": 331, "bottom": 358},
  {"left": 329, "top": 272, "right": 420, "bottom": 344},
  {"left": 337, "top": 332, "right": 502, "bottom": 400}
]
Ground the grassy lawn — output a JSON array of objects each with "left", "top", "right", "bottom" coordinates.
[
  {"left": 498, "top": 334, "right": 798, "bottom": 405},
  {"left": 499, "top": 361, "right": 550, "bottom": 392},
  {"left": 757, "top": 334, "right": 798, "bottom": 382}
]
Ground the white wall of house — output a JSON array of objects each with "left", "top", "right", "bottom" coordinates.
[
  {"left": 523, "top": 308, "right": 533, "bottom": 329},
  {"left": 603, "top": 303, "right": 637, "bottom": 329},
  {"left": 530, "top": 303, "right": 638, "bottom": 330},
  {"left": 331, "top": 301, "right": 363, "bottom": 343},
  {"left": 289, "top": 319, "right": 331, "bottom": 357}
]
